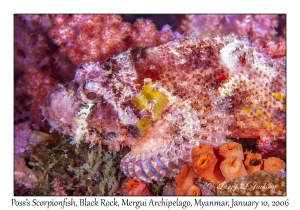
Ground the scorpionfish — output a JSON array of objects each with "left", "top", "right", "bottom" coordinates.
[{"left": 42, "top": 34, "right": 286, "bottom": 183}]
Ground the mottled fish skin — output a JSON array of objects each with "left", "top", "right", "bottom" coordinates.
[{"left": 43, "top": 34, "right": 286, "bottom": 182}]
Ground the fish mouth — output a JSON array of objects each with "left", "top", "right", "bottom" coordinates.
[{"left": 42, "top": 82, "right": 82, "bottom": 136}]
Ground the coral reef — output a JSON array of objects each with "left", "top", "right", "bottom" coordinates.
[
  {"left": 14, "top": 14, "right": 286, "bottom": 196},
  {"left": 14, "top": 68, "right": 59, "bottom": 130},
  {"left": 43, "top": 34, "right": 286, "bottom": 183},
  {"left": 174, "top": 165, "right": 201, "bottom": 196},
  {"left": 178, "top": 15, "right": 284, "bottom": 40},
  {"left": 196, "top": 181, "right": 217, "bottom": 196},
  {"left": 256, "top": 137, "right": 286, "bottom": 161},
  {"left": 173, "top": 142, "right": 286, "bottom": 196},
  {"left": 14, "top": 15, "right": 75, "bottom": 82},
  {"left": 49, "top": 15, "right": 178, "bottom": 66},
  {"left": 51, "top": 178, "right": 68, "bottom": 196}
]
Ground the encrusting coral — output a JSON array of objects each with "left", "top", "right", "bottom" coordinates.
[{"left": 256, "top": 137, "right": 286, "bottom": 161}]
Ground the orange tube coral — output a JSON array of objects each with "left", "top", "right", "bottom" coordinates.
[
  {"left": 219, "top": 142, "right": 244, "bottom": 160},
  {"left": 191, "top": 144, "right": 214, "bottom": 157},
  {"left": 175, "top": 176, "right": 194, "bottom": 195},
  {"left": 220, "top": 156, "right": 248, "bottom": 181},
  {"left": 121, "top": 178, "right": 152, "bottom": 196},
  {"left": 244, "top": 152, "right": 262, "bottom": 175},
  {"left": 185, "top": 184, "right": 201, "bottom": 196},
  {"left": 175, "top": 176, "right": 201, "bottom": 196},
  {"left": 175, "top": 165, "right": 190, "bottom": 184},
  {"left": 192, "top": 153, "right": 224, "bottom": 184},
  {"left": 263, "top": 157, "right": 285, "bottom": 174}
]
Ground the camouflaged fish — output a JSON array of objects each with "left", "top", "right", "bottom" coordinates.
[{"left": 42, "top": 34, "right": 286, "bottom": 182}]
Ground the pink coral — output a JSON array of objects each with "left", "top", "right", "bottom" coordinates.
[
  {"left": 14, "top": 121, "right": 55, "bottom": 155},
  {"left": 256, "top": 137, "right": 286, "bottom": 161},
  {"left": 16, "top": 14, "right": 52, "bottom": 34},
  {"left": 14, "top": 122, "right": 34, "bottom": 155},
  {"left": 253, "top": 37, "right": 286, "bottom": 59},
  {"left": 178, "top": 15, "right": 281, "bottom": 40},
  {"left": 14, "top": 156, "right": 37, "bottom": 188},
  {"left": 14, "top": 15, "right": 75, "bottom": 82},
  {"left": 49, "top": 14, "right": 178, "bottom": 66},
  {"left": 15, "top": 68, "right": 59, "bottom": 128}
]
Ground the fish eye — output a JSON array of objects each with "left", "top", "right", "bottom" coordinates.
[{"left": 87, "top": 92, "right": 97, "bottom": 100}]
